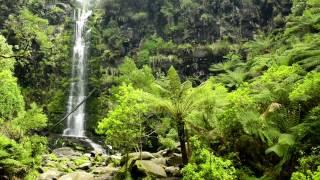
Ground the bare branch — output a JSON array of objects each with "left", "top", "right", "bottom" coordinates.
[{"left": 50, "top": 88, "right": 97, "bottom": 129}]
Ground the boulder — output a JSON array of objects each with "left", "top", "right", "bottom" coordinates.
[
  {"left": 42, "top": 155, "right": 51, "bottom": 161},
  {"left": 66, "top": 161, "right": 77, "bottom": 170},
  {"left": 45, "top": 160, "right": 59, "bottom": 168},
  {"left": 128, "top": 152, "right": 155, "bottom": 160},
  {"left": 110, "top": 154, "right": 122, "bottom": 161},
  {"left": 152, "top": 152, "right": 163, "bottom": 158},
  {"left": 57, "top": 163, "right": 70, "bottom": 173},
  {"left": 90, "top": 150, "right": 103, "bottom": 157},
  {"left": 91, "top": 166, "right": 119, "bottom": 175},
  {"left": 93, "top": 154, "right": 111, "bottom": 166},
  {"left": 167, "top": 153, "right": 182, "bottom": 167},
  {"left": 151, "top": 158, "right": 167, "bottom": 166},
  {"left": 134, "top": 160, "right": 167, "bottom": 178},
  {"left": 78, "top": 162, "right": 92, "bottom": 170},
  {"left": 94, "top": 174, "right": 113, "bottom": 180},
  {"left": 44, "top": 160, "right": 70, "bottom": 172},
  {"left": 55, "top": 3, "right": 71, "bottom": 11},
  {"left": 165, "top": 166, "right": 181, "bottom": 176},
  {"left": 120, "top": 152, "right": 154, "bottom": 167},
  {"left": 101, "top": 154, "right": 111, "bottom": 161},
  {"left": 83, "top": 153, "right": 92, "bottom": 158},
  {"left": 53, "top": 147, "right": 81, "bottom": 157},
  {"left": 156, "top": 149, "right": 168, "bottom": 157},
  {"left": 58, "top": 171, "right": 94, "bottom": 180},
  {"left": 119, "top": 156, "right": 136, "bottom": 172},
  {"left": 158, "top": 178, "right": 181, "bottom": 180},
  {"left": 156, "top": 146, "right": 180, "bottom": 157},
  {"left": 38, "top": 169, "right": 64, "bottom": 180}
]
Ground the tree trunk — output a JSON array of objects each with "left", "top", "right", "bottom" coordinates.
[
  {"left": 185, "top": 128, "right": 192, "bottom": 158},
  {"left": 139, "top": 122, "right": 143, "bottom": 161},
  {"left": 177, "top": 118, "right": 188, "bottom": 166}
]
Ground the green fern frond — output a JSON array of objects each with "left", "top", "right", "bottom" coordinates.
[
  {"left": 259, "top": 128, "right": 281, "bottom": 145},
  {"left": 266, "top": 144, "right": 287, "bottom": 157},
  {"left": 296, "top": 56, "right": 320, "bottom": 71},
  {"left": 265, "top": 134, "right": 295, "bottom": 157}
]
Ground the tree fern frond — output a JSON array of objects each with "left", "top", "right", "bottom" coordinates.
[
  {"left": 278, "top": 134, "right": 295, "bottom": 146},
  {"left": 265, "top": 133, "right": 295, "bottom": 158},
  {"left": 296, "top": 56, "right": 320, "bottom": 71},
  {"left": 259, "top": 128, "right": 281, "bottom": 145},
  {"left": 266, "top": 144, "right": 287, "bottom": 157}
]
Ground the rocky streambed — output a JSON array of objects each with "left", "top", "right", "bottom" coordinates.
[{"left": 38, "top": 147, "right": 183, "bottom": 180}]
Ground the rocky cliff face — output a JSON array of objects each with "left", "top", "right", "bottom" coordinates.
[
  {"left": 88, "top": 0, "right": 293, "bottom": 81},
  {"left": 99, "top": 0, "right": 292, "bottom": 51}
]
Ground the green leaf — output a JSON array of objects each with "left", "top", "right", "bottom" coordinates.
[
  {"left": 266, "top": 144, "right": 287, "bottom": 157},
  {"left": 278, "top": 134, "right": 295, "bottom": 146}
]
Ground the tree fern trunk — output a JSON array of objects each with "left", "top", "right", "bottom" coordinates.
[{"left": 177, "top": 118, "right": 188, "bottom": 166}]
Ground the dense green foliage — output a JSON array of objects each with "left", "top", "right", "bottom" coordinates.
[
  {"left": 0, "top": 36, "right": 24, "bottom": 119},
  {"left": 1, "top": 0, "right": 73, "bottom": 131},
  {"left": 290, "top": 147, "right": 320, "bottom": 180},
  {"left": 182, "top": 138, "right": 236, "bottom": 180},
  {"left": 0, "top": 0, "right": 320, "bottom": 179},
  {"left": 0, "top": 35, "right": 47, "bottom": 179},
  {"left": 97, "top": 83, "right": 148, "bottom": 153},
  {"left": 182, "top": 148, "right": 236, "bottom": 180},
  {"left": 95, "top": 0, "right": 320, "bottom": 179}
]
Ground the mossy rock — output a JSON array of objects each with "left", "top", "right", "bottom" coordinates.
[
  {"left": 132, "top": 160, "right": 167, "bottom": 178},
  {"left": 121, "top": 152, "right": 155, "bottom": 165},
  {"left": 58, "top": 171, "right": 94, "bottom": 180},
  {"left": 74, "top": 156, "right": 91, "bottom": 166}
]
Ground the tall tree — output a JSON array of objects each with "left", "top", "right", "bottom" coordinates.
[
  {"left": 144, "top": 66, "right": 213, "bottom": 165},
  {"left": 97, "top": 83, "right": 148, "bottom": 155}
]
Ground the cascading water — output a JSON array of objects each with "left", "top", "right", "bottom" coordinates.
[
  {"left": 63, "top": 0, "right": 91, "bottom": 137},
  {"left": 63, "top": 0, "right": 105, "bottom": 153}
]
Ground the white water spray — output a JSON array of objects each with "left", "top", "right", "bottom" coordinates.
[{"left": 63, "top": 0, "right": 104, "bottom": 153}]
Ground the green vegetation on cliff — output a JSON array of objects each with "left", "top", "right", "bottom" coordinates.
[{"left": 0, "top": 0, "right": 320, "bottom": 179}]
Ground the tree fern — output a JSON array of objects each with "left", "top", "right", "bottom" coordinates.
[
  {"left": 210, "top": 53, "right": 244, "bottom": 73},
  {"left": 143, "top": 67, "right": 215, "bottom": 164},
  {"left": 215, "top": 68, "right": 248, "bottom": 89}
]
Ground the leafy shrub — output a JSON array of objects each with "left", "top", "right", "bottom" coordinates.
[
  {"left": 0, "top": 135, "right": 47, "bottom": 178},
  {"left": 182, "top": 148, "right": 236, "bottom": 180},
  {"left": 250, "top": 65, "right": 304, "bottom": 105},
  {"left": 12, "top": 103, "right": 47, "bottom": 133},
  {"left": 290, "top": 72, "right": 320, "bottom": 102},
  {"left": 0, "top": 35, "right": 15, "bottom": 71},
  {"left": 0, "top": 70, "right": 24, "bottom": 120},
  {"left": 291, "top": 147, "right": 320, "bottom": 180},
  {"left": 291, "top": 166, "right": 320, "bottom": 180},
  {"left": 159, "top": 129, "right": 178, "bottom": 150},
  {"left": 97, "top": 83, "right": 148, "bottom": 153},
  {"left": 182, "top": 138, "right": 236, "bottom": 180}
]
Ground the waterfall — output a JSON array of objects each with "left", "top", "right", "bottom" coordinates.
[
  {"left": 63, "top": 0, "right": 105, "bottom": 153},
  {"left": 63, "top": 0, "right": 91, "bottom": 137}
]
